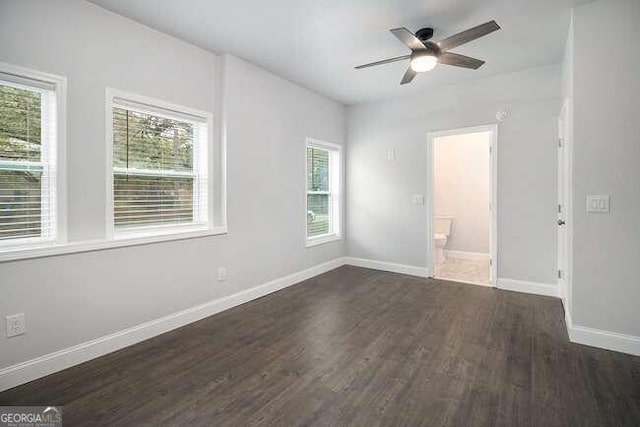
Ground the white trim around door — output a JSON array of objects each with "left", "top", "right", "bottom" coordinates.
[
  {"left": 557, "top": 98, "right": 573, "bottom": 312},
  {"left": 426, "top": 124, "right": 498, "bottom": 287}
]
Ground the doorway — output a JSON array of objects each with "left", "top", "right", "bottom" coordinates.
[{"left": 427, "top": 125, "right": 497, "bottom": 286}]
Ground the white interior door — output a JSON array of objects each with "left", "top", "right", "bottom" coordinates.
[{"left": 557, "top": 103, "right": 568, "bottom": 299}]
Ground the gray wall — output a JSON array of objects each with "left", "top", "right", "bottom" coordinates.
[
  {"left": 347, "top": 65, "right": 560, "bottom": 283},
  {"left": 0, "top": 0, "right": 345, "bottom": 369},
  {"left": 570, "top": 0, "right": 640, "bottom": 336}
]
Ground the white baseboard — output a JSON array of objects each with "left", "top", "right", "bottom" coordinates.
[
  {"left": 444, "top": 250, "right": 490, "bottom": 261},
  {"left": 563, "top": 306, "right": 640, "bottom": 356},
  {"left": 496, "top": 278, "right": 559, "bottom": 298},
  {"left": 562, "top": 297, "right": 572, "bottom": 329},
  {"left": 4, "top": 256, "right": 635, "bottom": 392},
  {"left": 0, "top": 257, "right": 346, "bottom": 392},
  {"left": 568, "top": 323, "right": 640, "bottom": 356},
  {"left": 344, "top": 257, "right": 429, "bottom": 278},
  {"left": 498, "top": 281, "right": 640, "bottom": 356}
]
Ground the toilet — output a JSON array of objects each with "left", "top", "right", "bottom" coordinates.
[{"left": 434, "top": 216, "right": 453, "bottom": 265}]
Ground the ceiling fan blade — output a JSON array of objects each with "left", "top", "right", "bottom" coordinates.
[
  {"left": 390, "top": 27, "right": 427, "bottom": 51},
  {"left": 438, "top": 52, "right": 485, "bottom": 69},
  {"left": 355, "top": 55, "right": 411, "bottom": 70},
  {"left": 400, "top": 66, "right": 417, "bottom": 85},
  {"left": 437, "top": 20, "right": 500, "bottom": 51}
]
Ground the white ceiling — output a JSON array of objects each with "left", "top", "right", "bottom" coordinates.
[{"left": 89, "top": 0, "right": 584, "bottom": 105}]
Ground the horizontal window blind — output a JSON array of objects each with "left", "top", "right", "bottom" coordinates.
[
  {"left": 112, "top": 100, "right": 207, "bottom": 232},
  {"left": 0, "top": 169, "right": 42, "bottom": 240},
  {"left": 0, "top": 80, "right": 56, "bottom": 243},
  {"left": 114, "top": 174, "right": 194, "bottom": 228},
  {"left": 307, "top": 146, "right": 334, "bottom": 238}
]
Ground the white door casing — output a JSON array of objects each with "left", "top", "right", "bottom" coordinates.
[
  {"left": 557, "top": 99, "right": 572, "bottom": 309},
  {"left": 426, "top": 124, "right": 498, "bottom": 286}
]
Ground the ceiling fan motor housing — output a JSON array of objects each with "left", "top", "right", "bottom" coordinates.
[{"left": 415, "top": 27, "right": 434, "bottom": 42}]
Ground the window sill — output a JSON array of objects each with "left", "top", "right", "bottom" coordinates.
[
  {"left": 0, "top": 226, "right": 228, "bottom": 263},
  {"left": 305, "top": 234, "right": 341, "bottom": 248}
]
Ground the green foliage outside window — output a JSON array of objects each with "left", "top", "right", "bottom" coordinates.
[
  {"left": 307, "top": 147, "right": 331, "bottom": 237},
  {"left": 0, "top": 85, "right": 43, "bottom": 240},
  {"left": 112, "top": 107, "right": 196, "bottom": 229}
]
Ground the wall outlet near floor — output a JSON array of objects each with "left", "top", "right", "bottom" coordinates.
[
  {"left": 6, "top": 313, "right": 26, "bottom": 338},
  {"left": 217, "top": 267, "right": 227, "bottom": 282}
]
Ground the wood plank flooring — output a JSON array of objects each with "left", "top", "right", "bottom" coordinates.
[{"left": 1, "top": 266, "right": 639, "bottom": 426}]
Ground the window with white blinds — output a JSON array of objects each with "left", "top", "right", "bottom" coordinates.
[
  {"left": 0, "top": 72, "right": 59, "bottom": 247},
  {"left": 306, "top": 139, "right": 341, "bottom": 245},
  {"left": 109, "top": 91, "right": 209, "bottom": 235}
]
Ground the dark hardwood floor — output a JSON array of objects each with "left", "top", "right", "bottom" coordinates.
[{"left": 1, "top": 266, "right": 639, "bottom": 426}]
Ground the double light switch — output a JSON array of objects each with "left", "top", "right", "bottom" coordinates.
[{"left": 586, "top": 195, "right": 610, "bottom": 213}]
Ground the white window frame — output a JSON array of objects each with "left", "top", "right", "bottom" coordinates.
[
  {"left": 105, "top": 88, "right": 213, "bottom": 240},
  {"left": 305, "top": 138, "right": 341, "bottom": 247},
  {"left": 0, "top": 62, "right": 67, "bottom": 252}
]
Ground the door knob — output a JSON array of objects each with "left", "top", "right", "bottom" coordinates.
[{"left": 558, "top": 219, "right": 566, "bottom": 226}]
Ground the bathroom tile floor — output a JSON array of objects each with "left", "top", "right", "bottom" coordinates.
[{"left": 434, "top": 257, "right": 490, "bottom": 285}]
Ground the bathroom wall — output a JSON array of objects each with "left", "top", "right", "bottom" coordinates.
[{"left": 434, "top": 131, "right": 490, "bottom": 255}]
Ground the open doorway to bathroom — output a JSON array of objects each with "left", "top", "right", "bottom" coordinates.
[{"left": 427, "top": 125, "right": 497, "bottom": 286}]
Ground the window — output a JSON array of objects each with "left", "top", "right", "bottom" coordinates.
[
  {"left": 107, "top": 90, "right": 211, "bottom": 237},
  {"left": 306, "top": 139, "right": 341, "bottom": 246},
  {"left": 0, "top": 66, "right": 64, "bottom": 248}
]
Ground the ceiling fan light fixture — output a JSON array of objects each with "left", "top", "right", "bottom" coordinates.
[
  {"left": 355, "top": 21, "right": 500, "bottom": 85},
  {"left": 410, "top": 53, "right": 437, "bottom": 72}
]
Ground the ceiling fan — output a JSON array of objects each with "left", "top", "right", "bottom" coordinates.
[{"left": 355, "top": 21, "right": 500, "bottom": 85}]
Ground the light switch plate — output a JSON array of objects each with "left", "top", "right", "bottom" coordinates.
[
  {"left": 412, "top": 195, "right": 425, "bottom": 205},
  {"left": 386, "top": 149, "right": 396, "bottom": 161},
  {"left": 586, "top": 195, "right": 610, "bottom": 213}
]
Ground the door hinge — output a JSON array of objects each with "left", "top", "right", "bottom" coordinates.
[
  {"left": 558, "top": 269, "right": 563, "bottom": 279},
  {"left": 558, "top": 138, "right": 563, "bottom": 147},
  {"left": 489, "top": 258, "right": 493, "bottom": 266},
  {"left": 558, "top": 204, "right": 562, "bottom": 213}
]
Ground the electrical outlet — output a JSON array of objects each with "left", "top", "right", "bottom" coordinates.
[
  {"left": 6, "top": 313, "right": 26, "bottom": 338},
  {"left": 217, "top": 267, "right": 227, "bottom": 282}
]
